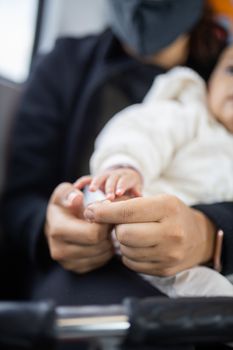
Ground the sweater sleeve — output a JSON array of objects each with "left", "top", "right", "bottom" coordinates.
[
  {"left": 90, "top": 100, "right": 200, "bottom": 188},
  {"left": 193, "top": 202, "right": 233, "bottom": 276},
  {"left": 1, "top": 39, "right": 80, "bottom": 266}
]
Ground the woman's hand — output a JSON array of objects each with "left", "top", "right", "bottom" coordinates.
[
  {"left": 45, "top": 182, "right": 114, "bottom": 273},
  {"left": 84, "top": 194, "right": 216, "bottom": 276}
]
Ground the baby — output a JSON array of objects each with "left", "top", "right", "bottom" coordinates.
[{"left": 76, "top": 45, "right": 233, "bottom": 297}]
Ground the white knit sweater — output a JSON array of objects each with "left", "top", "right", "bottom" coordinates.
[{"left": 90, "top": 67, "right": 233, "bottom": 205}]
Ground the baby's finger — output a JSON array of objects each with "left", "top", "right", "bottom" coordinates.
[
  {"left": 116, "top": 175, "right": 138, "bottom": 196},
  {"left": 131, "top": 183, "right": 142, "bottom": 197},
  {"left": 105, "top": 174, "right": 120, "bottom": 200},
  {"left": 74, "top": 176, "right": 93, "bottom": 190},
  {"left": 89, "top": 173, "right": 109, "bottom": 192}
]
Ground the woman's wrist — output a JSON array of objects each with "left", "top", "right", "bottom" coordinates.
[{"left": 192, "top": 209, "right": 217, "bottom": 265}]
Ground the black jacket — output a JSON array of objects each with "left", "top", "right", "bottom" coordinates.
[{"left": 1, "top": 29, "right": 233, "bottom": 275}]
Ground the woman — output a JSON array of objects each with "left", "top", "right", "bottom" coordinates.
[{"left": 1, "top": 0, "right": 232, "bottom": 308}]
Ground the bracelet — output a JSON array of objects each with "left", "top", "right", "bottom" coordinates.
[{"left": 213, "top": 229, "right": 224, "bottom": 272}]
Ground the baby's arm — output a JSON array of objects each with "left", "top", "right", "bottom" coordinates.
[{"left": 74, "top": 167, "right": 142, "bottom": 201}]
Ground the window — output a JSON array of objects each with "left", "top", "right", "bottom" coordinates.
[{"left": 0, "top": 0, "right": 40, "bottom": 83}]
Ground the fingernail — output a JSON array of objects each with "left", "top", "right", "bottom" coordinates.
[
  {"left": 106, "top": 193, "right": 114, "bottom": 200},
  {"left": 84, "top": 208, "right": 95, "bottom": 222},
  {"left": 89, "top": 185, "right": 97, "bottom": 191},
  {"left": 116, "top": 188, "right": 123, "bottom": 195},
  {"left": 63, "top": 190, "right": 79, "bottom": 206}
]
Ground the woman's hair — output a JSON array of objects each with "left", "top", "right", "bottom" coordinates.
[{"left": 187, "top": 0, "right": 228, "bottom": 80}]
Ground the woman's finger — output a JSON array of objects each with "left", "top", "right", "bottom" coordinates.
[
  {"left": 61, "top": 249, "right": 114, "bottom": 274},
  {"left": 121, "top": 256, "right": 177, "bottom": 277},
  {"left": 47, "top": 203, "right": 110, "bottom": 244},
  {"left": 50, "top": 237, "right": 113, "bottom": 261},
  {"left": 115, "top": 222, "right": 162, "bottom": 247},
  {"left": 50, "top": 182, "right": 84, "bottom": 218},
  {"left": 84, "top": 194, "right": 178, "bottom": 224},
  {"left": 119, "top": 244, "right": 159, "bottom": 262}
]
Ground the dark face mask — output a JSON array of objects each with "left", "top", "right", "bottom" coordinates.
[{"left": 107, "top": 0, "right": 203, "bottom": 56}]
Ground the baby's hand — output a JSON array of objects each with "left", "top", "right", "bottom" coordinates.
[
  {"left": 91, "top": 167, "right": 142, "bottom": 200},
  {"left": 74, "top": 168, "right": 142, "bottom": 201}
]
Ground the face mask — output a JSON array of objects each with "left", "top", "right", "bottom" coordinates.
[{"left": 107, "top": 0, "right": 203, "bottom": 56}]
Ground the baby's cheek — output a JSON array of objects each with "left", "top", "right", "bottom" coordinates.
[
  {"left": 225, "top": 116, "right": 233, "bottom": 133},
  {"left": 220, "top": 102, "right": 233, "bottom": 132}
]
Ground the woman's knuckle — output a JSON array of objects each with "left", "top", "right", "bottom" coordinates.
[
  {"left": 167, "top": 251, "right": 182, "bottom": 264},
  {"left": 116, "top": 225, "right": 129, "bottom": 244},
  {"left": 86, "top": 234, "right": 97, "bottom": 245},
  {"left": 159, "top": 267, "right": 174, "bottom": 277},
  {"left": 122, "top": 256, "right": 132, "bottom": 268},
  {"left": 49, "top": 222, "right": 62, "bottom": 239},
  {"left": 93, "top": 207, "right": 105, "bottom": 222},
  {"left": 167, "top": 223, "right": 184, "bottom": 243},
  {"left": 53, "top": 182, "right": 69, "bottom": 198},
  {"left": 50, "top": 247, "right": 63, "bottom": 261},
  {"left": 87, "top": 228, "right": 102, "bottom": 244},
  {"left": 65, "top": 259, "right": 88, "bottom": 274},
  {"left": 63, "top": 261, "right": 84, "bottom": 273},
  {"left": 170, "top": 198, "right": 182, "bottom": 213},
  {"left": 121, "top": 207, "right": 134, "bottom": 221},
  {"left": 47, "top": 224, "right": 56, "bottom": 238},
  {"left": 75, "top": 266, "right": 90, "bottom": 274},
  {"left": 161, "top": 194, "right": 182, "bottom": 214},
  {"left": 46, "top": 209, "right": 63, "bottom": 238},
  {"left": 95, "top": 226, "right": 105, "bottom": 240}
]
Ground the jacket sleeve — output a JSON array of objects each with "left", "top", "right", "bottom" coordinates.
[
  {"left": 1, "top": 39, "right": 80, "bottom": 266},
  {"left": 193, "top": 202, "right": 233, "bottom": 276},
  {"left": 90, "top": 101, "right": 199, "bottom": 187}
]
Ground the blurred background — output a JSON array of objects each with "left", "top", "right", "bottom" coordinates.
[
  {"left": 0, "top": 0, "right": 108, "bottom": 191},
  {"left": 0, "top": 0, "right": 108, "bottom": 83}
]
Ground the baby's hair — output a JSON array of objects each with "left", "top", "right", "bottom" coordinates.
[{"left": 187, "top": 0, "right": 228, "bottom": 81}]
